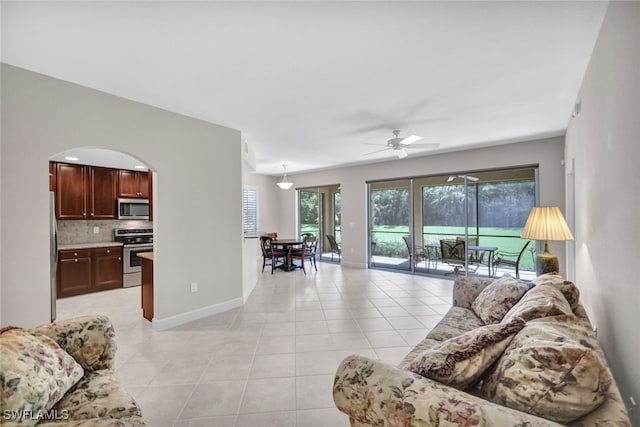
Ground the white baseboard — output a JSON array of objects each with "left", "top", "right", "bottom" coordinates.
[
  {"left": 152, "top": 297, "right": 243, "bottom": 331},
  {"left": 341, "top": 260, "right": 367, "bottom": 269}
]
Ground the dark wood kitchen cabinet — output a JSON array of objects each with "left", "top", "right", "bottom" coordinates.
[
  {"left": 93, "top": 246, "right": 123, "bottom": 291},
  {"left": 57, "top": 246, "right": 123, "bottom": 298},
  {"left": 89, "top": 167, "right": 118, "bottom": 219},
  {"left": 56, "top": 163, "right": 87, "bottom": 219},
  {"left": 49, "top": 161, "right": 56, "bottom": 192},
  {"left": 57, "top": 249, "right": 93, "bottom": 297},
  {"left": 118, "top": 170, "right": 149, "bottom": 199},
  {"left": 55, "top": 163, "right": 117, "bottom": 220}
]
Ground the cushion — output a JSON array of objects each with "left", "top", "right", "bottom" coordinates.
[
  {"left": 481, "top": 315, "right": 612, "bottom": 423},
  {"left": 425, "top": 307, "right": 485, "bottom": 342},
  {"left": 501, "top": 283, "right": 573, "bottom": 324},
  {"left": 409, "top": 318, "right": 525, "bottom": 389},
  {"left": 530, "top": 273, "right": 580, "bottom": 311},
  {"left": 471, "top": 276, "right": 530, "bottom": 324},
  {"left": 452, "top": 276, "right": 496, "bottom": 309},
  {"left": 0, "top": 328, "right": 84, "bottom": 426},
  {"left": 29, "top": 314, "right": 117, "bottom": 372},
  {"left": 53, "top": 370, "right": 143, "bottom": 421}
]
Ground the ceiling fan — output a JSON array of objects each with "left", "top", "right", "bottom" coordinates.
[{"left": 364, "top": 130, "right": 440, "bottom": 159}]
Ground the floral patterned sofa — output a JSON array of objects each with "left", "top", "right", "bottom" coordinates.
[
  {"left": 333, "top": 274, "right": 631, "bottom": 427},
  {"left": 0, "top": 315, "right": 145, "bottom": 427}
]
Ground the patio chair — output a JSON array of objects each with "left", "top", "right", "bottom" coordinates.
[
  {"left": 259, "top": 236, "right": 286, "bottom": 274},
  {"left": 402, "top": 235, "right": 426, "bottom": 268},
  {"left": 492, "top": 240, "right": 531, "bottom": 279},
  {"left": 440, "top": 239, "right": 467, "bottom": 274},
  {"left": 456, "top": 236, "right": 484, "bottom": 265},
  {"left": 326, "top": 234, "right": 341, "bottom": 262}
]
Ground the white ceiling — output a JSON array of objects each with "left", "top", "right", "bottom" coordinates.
[{"left": 1, "top": 1, "right": 607, "bottom": 175}]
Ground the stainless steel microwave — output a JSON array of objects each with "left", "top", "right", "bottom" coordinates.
[{"left": 117, "top": 198, "right": 149, "bottom": 220}]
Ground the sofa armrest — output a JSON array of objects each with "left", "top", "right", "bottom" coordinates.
[
  {"left": 334, "top": 355, "right": 563, "bottom": 427},
  {"left": 29, "top": 315, "right": 117, "bottom": 372},
  {"left": 452, "top": 277, "right": 495, "bottom": 308}
]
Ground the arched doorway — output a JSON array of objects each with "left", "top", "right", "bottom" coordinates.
[{"left": 49, "top": 147, "right": 155, "bottom": 321}]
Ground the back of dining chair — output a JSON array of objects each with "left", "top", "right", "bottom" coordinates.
[{"left": 304, "top": 236, "right": 318, "bottom": 255}]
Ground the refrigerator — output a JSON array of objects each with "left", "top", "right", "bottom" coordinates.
[{"left": 50, "top": 191, "right": 57, "bottom": 321}]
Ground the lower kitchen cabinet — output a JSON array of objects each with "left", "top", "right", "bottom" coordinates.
[
  {"left": 58, "top": 246, "right": 123, "bottom": 298},
  {"left": 58, "top": 249, "right": 92, "bottom": 297},
  {"left": 94, "top": 247, "right": 123, "bottom": 291}
]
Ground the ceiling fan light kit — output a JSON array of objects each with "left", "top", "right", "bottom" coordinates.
[
  {"left": 363, "top": 129, "right": 439, "bottom": 159},
  {"left": 277, "top": 164, "right": 293, "bottom": 190}
]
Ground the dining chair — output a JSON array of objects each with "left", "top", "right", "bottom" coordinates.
[
  {"left": 305, "top": 236, "right": 318, "bottom": 271},
  {"left": 259, "top": 236, "right": 286, "bottom": 274},
  {"left": 288, "top": 241, "right": 312, "bottom": 274}
]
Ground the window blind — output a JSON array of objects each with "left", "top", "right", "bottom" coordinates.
[{"left": 242, "top": 186, "right": 258, "bottom": 238}]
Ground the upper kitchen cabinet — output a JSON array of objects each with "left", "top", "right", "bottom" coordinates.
[
  {"left": 89, "top": 167, "right": 117, "bottom": 219},
  {"left": 49, "top": 161, "right": 56, "bottom": 192},
  {"left": 56, "top": 163, "right": 87, "bottom": 219},
  {"left": 118, "top": 170, "right": 149, "bottom": 199},
  {"left": 55, "top": 163, "right": 117, "bottom": 220}
]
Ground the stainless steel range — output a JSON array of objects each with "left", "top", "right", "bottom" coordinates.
[{"left": 114, "top": 228, "right": 153, "bottom": 287}]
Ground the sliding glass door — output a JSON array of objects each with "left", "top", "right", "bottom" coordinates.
[
  {"left": 368, "top": 167, "right": 537, "bottom": 278},
  {"left": 369, "top": 180, "right": 412, "bottom": 272},
  {"left": 298, "top": 184, "right": 341, "bottom": 262}
]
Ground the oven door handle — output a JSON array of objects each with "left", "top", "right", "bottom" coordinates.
[{"left": 123, "top": 244, "right": 154, "bottom": 248}]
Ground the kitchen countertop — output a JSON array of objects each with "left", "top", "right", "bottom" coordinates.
[
  {"left": 58, "top": 242, "right": 125, "bottom": 250},
  {"left": 137, "top": 252, "right": 153, "bottom": 261}
]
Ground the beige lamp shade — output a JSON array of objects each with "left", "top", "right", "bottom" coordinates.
[
  {"left": 521, "top": 206, "right": 574, "bottom": 241},
  {"left": 521, "top": 206, "right": 573, "bottom": 275}
]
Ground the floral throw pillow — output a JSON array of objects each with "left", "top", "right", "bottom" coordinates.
[
  {"left": 408, "top": 318, "right": 525, "bottom": 389},
  {"left": 0, "top": 328, "right": 84, "bottom": 426},
  {"left": 501, "top": 283, "right": 573, "bottom": 324},
  {"left": 530, "top": 273, "right": 581, "bottom": 311},
  {"left": 471, "top": 276, "right": 530, "bottom": 324},
  {"left": 481, "top": 316, "right": 612, "bottom": 423}
]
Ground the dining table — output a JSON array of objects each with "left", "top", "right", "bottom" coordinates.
[{"left": 271, "top": 239, "right": 303, "bottom": 271}]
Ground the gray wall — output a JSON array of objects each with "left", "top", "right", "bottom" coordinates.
[
  {"left": 1, "top": 64, "right": 243, "bottom": 327},
  {"left": 278, "top": 137, "right": 567, "bottom": 269},
  {"left": 565, "top": 2, "right": 640, "bottom": 423}
]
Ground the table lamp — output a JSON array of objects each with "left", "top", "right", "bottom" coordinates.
[{"left": 521, "top": 206, "right": 574, "bottom": 275}]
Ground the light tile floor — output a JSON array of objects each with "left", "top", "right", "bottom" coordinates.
[{"left": 56, "top": 263, "right": 453, "bottom": 427}]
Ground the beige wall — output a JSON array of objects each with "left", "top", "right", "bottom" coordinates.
[
  {"left": 1, "top": 64, "right": 244, "bottom": 328},
  {"left": 279, "top": 137, "right": 566, "bottom": 269},
  {"left": 565, "top": 2, "right": 640, "bottom": 423}
]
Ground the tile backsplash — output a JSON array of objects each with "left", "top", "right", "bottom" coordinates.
[{"left": 57, "top": 220, "right": 153, "bottom": 245}]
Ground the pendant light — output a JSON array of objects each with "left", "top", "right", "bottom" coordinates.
[{"left": 277, "top": 164, "right": 293, "bottom": 190}]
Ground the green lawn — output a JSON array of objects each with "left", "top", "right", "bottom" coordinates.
[{"left": 300, "top": 224, "right": 534, "bottom": 268}]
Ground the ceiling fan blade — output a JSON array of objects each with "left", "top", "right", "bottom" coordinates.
[
  {"left": 399, "top": 135, "right": 422, "bottom": 145},
  {"left": 396, "top": 148, "right": 409, "bottom": 159},
  {"left": 363, "top": 147, "right": 392, "bottom": 156},
  {"left": 350, "top": 123, "right": 395, "bottom": 134},
  {"left": 405, "top": 143, "right": 440, "bottom": 149}
]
